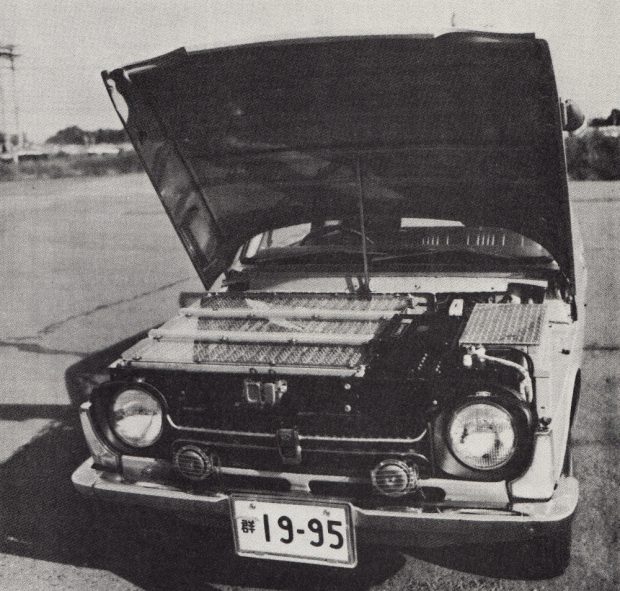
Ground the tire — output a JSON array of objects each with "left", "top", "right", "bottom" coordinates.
[
  {"left": 510, "top": 524, "right": 572, "bottom": 579},
  {"left": 530, "top": 527, "right": 572, "bottom": 577},
  {"left": 562, "top": 436, "right": 574, "bottom": 476},
  {"left": 569, "top": 371, "right": 581, "bottom": 428},
  {"left": 531, "top": 431, "right": 573, "bottom": 578},
  {"left": 488, "top": 522, "right": 572, "bottom": 579}
]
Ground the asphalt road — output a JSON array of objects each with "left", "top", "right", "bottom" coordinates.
[{"left": 0, "top": 174, "right": 617, "bottom": 590}]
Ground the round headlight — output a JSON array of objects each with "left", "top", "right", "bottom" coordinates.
[
  {"left": 447, "top": 401, "right": 516, "bottom": 471},
  {"left": 111, "top": 388, "right": 163, "bottom": 448}
]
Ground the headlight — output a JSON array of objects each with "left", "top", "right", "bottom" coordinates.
[
  {"left": 110, "top": 388, "right": 163, "bottom": 448},
  {"left": 447, "top": 401, "right": 516, "bottom": 471}
]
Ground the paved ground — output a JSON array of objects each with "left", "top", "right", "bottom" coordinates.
[{"left": 0, "top": 174, "right": 617, "bottom": 590}]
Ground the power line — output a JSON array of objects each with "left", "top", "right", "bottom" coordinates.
[{"left": 0, "top": 69, "right": 5, "bottom": 136}]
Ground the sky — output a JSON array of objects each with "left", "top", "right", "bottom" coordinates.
[{"left": 0, "top": 0, "right": 618, "bottom": 143}]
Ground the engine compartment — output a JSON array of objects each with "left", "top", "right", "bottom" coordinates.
[
  {"left": 101, "top": 283, "right": 550, "bottom": 485},
  {"left": 122, "top": 283, "right": 546, "bottom": 378}
]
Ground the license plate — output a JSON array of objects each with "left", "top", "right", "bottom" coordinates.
[{"left": 230, "top": 495, "right": 357, "bottom": 568}]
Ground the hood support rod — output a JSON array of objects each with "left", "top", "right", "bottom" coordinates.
[{"left": 355, "top": 157, "right": 372, "bottom": 296}]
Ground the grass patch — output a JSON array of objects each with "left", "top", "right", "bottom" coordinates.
[
  {"left": 566, "top": 130, "right": 620, "bottom": 180},
  {"left": 0, "top": 151, "right": 143, "bottom": 181}
]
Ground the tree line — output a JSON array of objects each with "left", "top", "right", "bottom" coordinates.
[{"left": 33, "top": 121, "right": 620, "bottom": 181}]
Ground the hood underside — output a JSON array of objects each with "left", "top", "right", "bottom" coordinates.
[{"left": 104, "top": 32, "right": 574, "bottom": 290}]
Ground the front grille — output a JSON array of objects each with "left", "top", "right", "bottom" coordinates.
[
  {"left": 309, "top": 481, "right": 445, "bottom": 506},
  {"left": 162, "top": 370, "right": 430, "bottom": 440},
  {"left": 171, "top": 437, "right": 430, "bottom": 479},
  {"left": 182, "top": 471, "right": 445, "bottom": 507}
]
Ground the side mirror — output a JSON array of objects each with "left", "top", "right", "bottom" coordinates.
[{"left": 561, "top": 99, "right": 585, "bottom": 132}]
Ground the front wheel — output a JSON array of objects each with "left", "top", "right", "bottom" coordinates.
[
  {"left": 562, "top": 436, "right": 574, "bottom": 476},
  {"left": 532, "top": 528, "right": 571, "bottom": 577},
  {"left": 506, "top": 525, "right": 572, "bottom": 579}
]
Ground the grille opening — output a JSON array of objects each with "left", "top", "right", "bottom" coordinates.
[
  {"left": 309, "top": 481, "right": 374, "bottom": 498},
  {"left": 172, "top": 440, "right": 429, "bottom": 478},
  {"left": 212, "top": 474, "right": 290, "bottom": 493},
  {"left": 362, "top": 487, "right": 446, "bottom": 508},
  {"left": 309, "top": 481, "right": 445, "bottom": 507}
]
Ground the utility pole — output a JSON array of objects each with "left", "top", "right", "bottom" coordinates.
[
  {"left": 0, "top": 44, "right": 20, "bottom": 168},
  {"left": 0, "top": 65, "right": 6, "bottom": 153}
]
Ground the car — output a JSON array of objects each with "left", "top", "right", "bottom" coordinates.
[{"left": 72, "top": 31, "right": 586, "bottom": 574}]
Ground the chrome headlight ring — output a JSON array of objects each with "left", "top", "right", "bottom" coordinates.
[
  {"left": 439, "top": 387, "right": 535, "bottom": 479},
  {"left": 447, "top": 399, "right": 517, "bottom": 471}
]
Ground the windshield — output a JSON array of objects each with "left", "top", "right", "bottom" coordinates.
[{"left": 242, "top": 217, "right": 555, "bottom": 267}]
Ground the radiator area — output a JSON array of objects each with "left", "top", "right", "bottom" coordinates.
[{"left": 121, "top": 292, "right": 423, "bottom": 375}]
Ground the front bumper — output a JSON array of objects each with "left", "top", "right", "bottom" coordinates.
[{"left": 72, "top": 457, "right": 578, "bottom": 548}]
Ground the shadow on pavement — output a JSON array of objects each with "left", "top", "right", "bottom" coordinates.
[
  {"left": 0, "top": 404, "right": 72, "bottom": 422},
  {"left": 0, "top": 337, "right": 405, "bottom": 591}
]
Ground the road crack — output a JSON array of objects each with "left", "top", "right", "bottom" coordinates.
[
  {"left": 0, "top": 340, "right": 87, "bottom": 357},
  {"left": 584, "top": 344, "right": 620, "bottom": 351},
  {"left": 0, "top": 276, "right": 195, "bottom": 357},
  {"left": 36, "top": 275, "right": 194, "bottom": 336}
]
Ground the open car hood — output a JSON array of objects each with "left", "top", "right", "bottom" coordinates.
[{"left": 104, "top": 32, "right": 575, "bottom": 292}]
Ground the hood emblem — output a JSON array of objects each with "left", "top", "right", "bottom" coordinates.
[{"left": 242, "top": 379, "right": 287, "bottom": 408}]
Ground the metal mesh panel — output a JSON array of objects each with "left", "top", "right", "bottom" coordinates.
[
  {"left": 193, "top": 342, "right": 364, "bottom": 367},
  {"left": 122, "top": 340, "right": 194, "bottom": 364},
  {"left": 196, "top": 317, "right": 381, "bottom": 334},
  {"left": 199, "top": 292, "right": 409, "bottom": 311},
  {"left": 459, "top": 304, "right": 546, "bottom": 345},
  {"left": 122, "top": 293, "right": 411, "bottom": 371},
  {"left": 192, "top": 293, "right": 408, "bottom": 368}
]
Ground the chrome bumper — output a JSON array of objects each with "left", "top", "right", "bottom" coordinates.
[{"left": 72, "top": 458, "right": 578, "bottom": 547}]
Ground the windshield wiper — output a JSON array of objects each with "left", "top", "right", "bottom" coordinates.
[
  {"left": 251, "top": 248, "right": 554, "bottom": 267},
  {"left": 372, "top": 249, "right": 555, "bottom": 265},
  {"left": 301, "top": 225, "right": 375, "bottom": 246},
  {"left": 251, "top": 248, "right": 387, "bottom": 265}
]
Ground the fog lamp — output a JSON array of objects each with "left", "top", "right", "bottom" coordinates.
[
  {"left": 174, "top": 445, "right": 215, "bottom": 481},
  {"left": 371, "top": 459, "right": 418, "bottom": 497}
]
